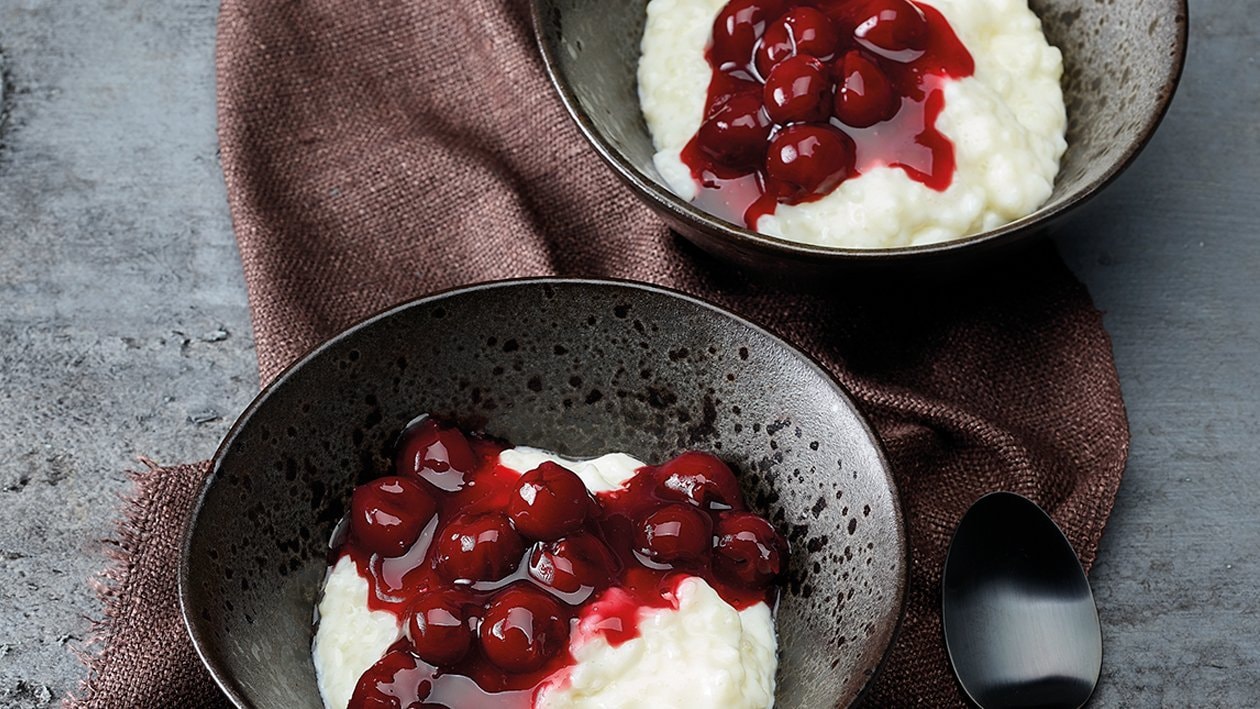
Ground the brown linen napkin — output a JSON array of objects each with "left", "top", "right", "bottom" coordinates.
[{"left": 72, "top": 0, "right": 1129, "bottom": 706}]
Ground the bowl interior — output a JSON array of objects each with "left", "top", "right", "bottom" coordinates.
[
  {"left": 533, "top": 0, "right": 1186, "bottom": 263},
  {"left": 182, "top": 280, "right": 907, "bottom": 707}
]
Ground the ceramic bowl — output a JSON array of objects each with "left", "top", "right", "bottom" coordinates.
[
  {"left": 532, "top": 0, "right": 1187, "bottom": 274},
  {"left": 181, "top": 279, "right": 908, "bottom": 707}
]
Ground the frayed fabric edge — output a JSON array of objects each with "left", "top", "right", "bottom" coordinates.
[{"left": 64, "top": 459, "right": 211, "bottom": 708}]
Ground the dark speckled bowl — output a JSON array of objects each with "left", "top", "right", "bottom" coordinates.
[
  {"left": 531, "top": 0, "right": 1187, "bottom": 274},
  {"left": 181, "top": 279, "right": 907, "bottom": 708}
]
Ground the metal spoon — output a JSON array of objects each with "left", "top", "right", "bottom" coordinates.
[{"left": 942, "top": 492, "right": 1102, "bottom": 708}]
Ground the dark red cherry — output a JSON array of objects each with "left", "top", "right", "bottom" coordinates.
[
  {"left": 479, "top": 585, "right": 569, "bottom": 673},
  {"left": 852, "top": 0, "right": 928, "bottom": 57},
  {"left": 528, "top": 534, "right": 617, "bottom": 596},
  {"left": 655, "top": 451, "right": 744, "bottom": 511},
  {"left": 695, "top": 93, "right": 773, "bottom": 170},
  {"left": 765, "top": 124, "right": 856, "bottom": 197},
  {"left": 433, "top": 513, "right": 525, "bottom": 582},
  {"left": 785, "top": 7, "right": 841, "bottom": 57},
  {"left": 754, "top": 22, "right": 793, "bottom": 77},
  {"left": 754, "top": 7, "right": 841, "bottom": 76},
  {"left": 637, "top": 504, "right": 713, "bottom": 564},
  {"left": 508, "top": 462, "right": 592, "bottom": 541},
  {"left": 395, "top": 418, "right": 478, "bottom": 492},
  {"left": 833, "top": 51, "right": 900, "bottom": 127},
  {"left": 763, "top": 55, "right": 832, "bottom": 124},
  {"left": 348, "top": 648, "right": 430, "bottom": 709},
  {"left": 710, "top": 0, "right": 788, "bottom": 69},
  {"left": 350, "top": 476, "right": 436, "bottom": 557},
  {"left": 406, "top": 592, "right": 472, "bottom": 667},
  {"left": 713, "top": 511, "right": 787, "bottom": 587}
]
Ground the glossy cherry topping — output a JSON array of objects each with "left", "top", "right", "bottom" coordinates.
[
  {"left": 834, "top": 50, "right": 900, "bottom": 127},
  {"left": 528, "top": 534, "right": 617, "bottom": 602},
  {"left": 696, "top": 92, "right": 773, "bottom": 170},
  {"left": 763, "top": 55, "right": 833, "bottom": 124},
  {"left": 713, "top": 511, "right": 788, "bottom": 587},
  {"left": 755, "top": 6, "right": 841, "bottom": 76},
  {"left": 508, "top": 462, "right": 592, "bottom": 541},
  {"left": 406, "top": 592, "right": 473, "bottom": 667},
  {"left": 479, "top": 585, "right": 570, "bottom": 673},
  {"left": 351, "top": 477, "right": 438, "bottom": 558},
  {"left": 350, "top": 648, "right": 432, "bottom": 709},
  {"left": 637, "top": 504, "right": 714, "bottom": 564},
  {"left": 851, "top": 0, "right": 929, "bottom": 58},
  {"left": 766, "top": 123, "right": 857, "bottom": 197},
  {"left": 396, "top": 416, "right": 479, "bottom": 492},
  {"left": 711, "top": 0, "right": 788, "bottom": 68},
  {"left": 433, "top": 513, "right": 525, "bottom": 583},
  {"left": 680, "top": 0, "right": 975, "bottom": 228},
  {"left": 340, "top": 417, "right": 787, "bottom": 709},
  {"left": 653, "top": 450, "right": 743, "bottom": 511}
]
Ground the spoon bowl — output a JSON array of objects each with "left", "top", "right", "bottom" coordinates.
[{"left": 942, "top": 492, "right": 1101, "bottom": 709}]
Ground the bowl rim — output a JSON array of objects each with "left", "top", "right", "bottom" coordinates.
[
  {"left": 179, "top": 276, "right": 909, "bottom": 707},
  {"left": 529, "top": 0, "right": 1189, "bottom": 262}
]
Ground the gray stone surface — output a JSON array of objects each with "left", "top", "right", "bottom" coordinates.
[
  {"left": 0, "top": 1, "right": 255, "bottom": 705},
  {"left": 1056, "top": 2, "right": 1260, "bottom": 703},
  {"left": 0, "top": 0, "right": 1254, "bottom": 706}
]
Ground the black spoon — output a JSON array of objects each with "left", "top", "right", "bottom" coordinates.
[{"left": 942, "top": 492, "right": 1102, "bottom": 709}]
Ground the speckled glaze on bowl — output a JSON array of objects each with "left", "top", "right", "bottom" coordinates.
[
  {"left": 180, "top": 279, "right": 907, "bottom": 708},
  {"left": 531, "top": 0, "right": 1187, "bottom": 274}
]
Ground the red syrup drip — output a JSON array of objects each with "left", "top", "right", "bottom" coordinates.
[
  {"left": 335, "top": 418, "right": 787, "bottom": 709},
  {"left": 682, "top": 0, "right": 975, "bottom": 229}
]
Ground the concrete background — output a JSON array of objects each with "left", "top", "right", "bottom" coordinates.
[{"left": 0, "top": 0, "right": 1256, "bottom": 706}]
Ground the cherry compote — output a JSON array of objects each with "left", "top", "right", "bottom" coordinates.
[
  {"left": 508, "top": 462, "right": 592, "bottom": 541},
  {"left": 653, "top": 450, "right": 744, "bottom": 511},
  {"left": 479, "top": 585, "right": 570, "bottom": 674},
  {"left": 433, "top": 513, "right": 525, "bottom": 583},
  {"left": 338, "top": 417, "right": 787, "bottom": 709},
  {"left": 350, "top": 649, "right": 433, "bottom": 709},
  {"left": 834, "top": 50, "right": 899, "bottom": 128},
  {"left": 755, "top": 6, "right": 841, "bottom": 77},
  {"left": 681, "top": 0, "right": 975, "bottom": 228},
  {"left": 527, "top": 534, "right": 617, "bottom": 602},
  {"left": 637, "top": 504, "right": 714, "bottom": 564},
  {"left": 763, "top": 55, "right": 833, "bottom": 124},
  {"left": 396, "top": 416, "right": 480, "bottom": 492},
  {"left": 351, "top": 477, "right": 438, "bottom": 558},
  {"left": 406, "top": 592, "right": 473, "bottom": 667},
  {"left": 714, "top": 512, "right": 789, "bottom": 587}
]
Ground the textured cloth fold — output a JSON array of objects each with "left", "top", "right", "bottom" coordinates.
[{"left": 73, "top": 0, "right": 1129, "bottom": 705}]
